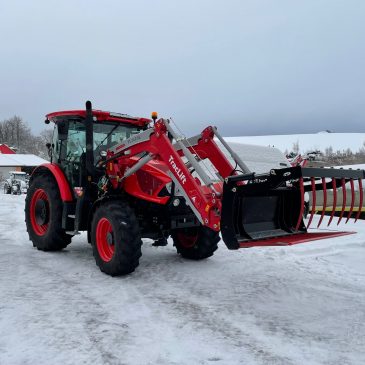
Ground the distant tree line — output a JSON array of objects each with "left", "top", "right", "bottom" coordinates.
[
  {"left": 286, "top": 141, "right": 365, "bottom": 166},
  {"left": 323, "top": 142, "right": 365, "bottom": 165},
  {"left": 0, "top": 116, "right": 52, "bottom": 159}
]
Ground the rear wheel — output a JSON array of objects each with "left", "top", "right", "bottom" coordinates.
[
  {"left": 91, "top": 200, "right": 142, "bottom": 276},
  {"left": 4, "top": 184, "right": 11, "bottom": 194},
  {"left": 25, "top": 174, "right": 72, "bottom": 251},
  {"left": 172, "top": 226, "right": 220, "bottom": 260}
]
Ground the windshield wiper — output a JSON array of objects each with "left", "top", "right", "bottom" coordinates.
[{"left": 95, "top": 124, "right": 119, "bottom": 150}]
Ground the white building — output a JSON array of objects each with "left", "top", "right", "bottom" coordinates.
[{"left": 0, "top": 154, "right": 48, "bottom": 180}]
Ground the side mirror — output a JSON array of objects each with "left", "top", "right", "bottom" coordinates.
[
  {"left": 100, "top": 150, "right": 107, "bottom": 159},
  {"left": 46, "top": 143, "right": 52, "bottom": 158}
]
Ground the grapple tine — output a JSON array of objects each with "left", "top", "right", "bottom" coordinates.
[
  {"left": 345, "top": 179, "right": 355, "bottom": 223},
  {"left": 317, "top": 177, "right": 327, "bottom": 228},
  {"left": 307, "top": 177, "right": 316, "bottom": 229},
  {"left": 327, "top": 178, "right": 337, "bottom": 226},
  {"left": 337, "top": 178, "right": 346, "bottom": 225},
  {"left": 295, "top": 177, "right": 305, "bottom": 231},
  {"left": 355, "top": 178, "right": 363, "bottom": 222}
]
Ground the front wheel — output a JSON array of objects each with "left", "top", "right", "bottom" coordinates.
[
  {"left": 171, "top": 226, "right": 220, "bottom": 260},
  {"left": 25, "top": 174, "right": 72, "bottom": 251},
  {"left": 91, "top": 200, "right": 142, "bottom": 276}
]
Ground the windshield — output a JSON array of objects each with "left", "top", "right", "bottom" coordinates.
[
  {"left": 11, "top": 174, "right": 26, "bottom": 181},
  {"left": 93, "top": 122, "right": 142, "bottom": 151}
]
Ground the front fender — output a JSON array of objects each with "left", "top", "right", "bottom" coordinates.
[{"left": 31, "top": 163, "right": 74, "bottom": 202}]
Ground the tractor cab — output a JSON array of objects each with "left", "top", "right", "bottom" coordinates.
[{"left": 46, "top": 108, "right": 151, "bottom": 188}]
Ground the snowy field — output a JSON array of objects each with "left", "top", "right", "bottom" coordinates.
[
  {"left": 225, "top": 133, "right": 365, "bottom": 154},
  {"left": 1, "top": 195, "right": 365, "bottom": 365}
]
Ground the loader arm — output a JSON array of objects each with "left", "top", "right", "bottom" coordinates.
[
  {"left": 104, "top": 119, "right": 233, "bottom": 231},
  {"left": 103, "top": 117, "right": 365, "bottom": 250},
  {"left": 174, "top": 126, "right": 251, "bottom": 179}
]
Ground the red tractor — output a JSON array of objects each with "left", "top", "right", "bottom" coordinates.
[{"left": 25, "top": 102, "right": 364, "bottom": 275}]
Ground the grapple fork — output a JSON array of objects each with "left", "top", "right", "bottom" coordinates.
[{"left": 221, "top": 166, "right": 365, "bottom": 250}]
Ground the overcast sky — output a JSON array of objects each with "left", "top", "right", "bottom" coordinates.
[{"left": 0, "top": 0, "right": 364, "bottom": 136}]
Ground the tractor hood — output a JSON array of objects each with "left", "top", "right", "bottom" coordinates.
[{"left": 123, "top": 159, "right": 173, "bottom": 205}]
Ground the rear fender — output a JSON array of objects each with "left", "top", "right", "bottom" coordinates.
[{"left": 31, "top": 163, "right": 74, "bottom": 202}]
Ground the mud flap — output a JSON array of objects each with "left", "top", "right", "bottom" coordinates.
[{"left": 221, "top": 166, "right": 365, "bottom": 250}]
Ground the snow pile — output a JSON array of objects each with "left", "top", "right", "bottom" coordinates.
[
  {"left": 225, "top": 142, "right": 290, "bottom": 174},
  {"left": 198, "top": 141, "right": 290, "bottom": 179},
  {"left": 0, "top": 154, "right": 48, "bottom": 167},
  {"left": 225, "top": 132, "right": 365, "bottom": 155}
]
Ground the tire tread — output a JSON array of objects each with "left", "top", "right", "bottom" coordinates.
[
  {"left": 25, "top": 174, "right": 72, "bottom": 251},
  {"left": 172, "top": 226, "right": 219, "bottom": 260},
  {"left": 91, "top": 200, "right": 142, "bottom": 276}
]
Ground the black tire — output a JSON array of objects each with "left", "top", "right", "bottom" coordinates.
[
  {"left": 91, "top": 200, "right": 142, "bottom": 276},
  {"left": 25, "top": 174, "right": 72, "bottom": 251},
  {"left": 172, "top": 226, "right": 220, "bottom": 260},
  {"left": 4, "top": 184, "right": 11, "bottom": 194}
]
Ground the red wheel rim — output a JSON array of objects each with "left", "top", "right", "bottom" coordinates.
[
  {"left": 176, "top": 229, "right": 199, "bottom": 248},
  {"left": 30, "top": 189, "right": 50, "bottom": 236},
  {"left": 96, "top": 218, "right": 115, "bottom": 262}
]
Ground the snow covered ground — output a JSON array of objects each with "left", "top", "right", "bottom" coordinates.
[
  {"left": 225, "top": 133, "right": 365, "bottom": 155},
  {"left": 1, "top": 195, "right": 365, "bottom": 365}
]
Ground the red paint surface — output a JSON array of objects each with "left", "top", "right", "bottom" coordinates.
[
  {"left": 0, "top": 144, "right": 15, "bottom": 154},
  {"left": 32, "top": 164, "right": 73, "bottom": 202},
  {"left": 46, "top": 110, "right": 150, "bottom": 127},
  {"left": 239, "top": 231, "right": 355, "bottom": 248}
]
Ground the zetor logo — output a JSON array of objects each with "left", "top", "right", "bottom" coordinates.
[{"left": 169, "top": 155, "right": 187, "bottom": 184}]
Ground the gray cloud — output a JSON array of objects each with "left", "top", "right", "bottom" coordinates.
[{"left": 0, "top": 0, "right": 364, "bottom": 136}]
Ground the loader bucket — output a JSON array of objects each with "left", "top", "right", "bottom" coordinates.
[{"left": 221, "top": 166, "right": 365, "bottom": 250}]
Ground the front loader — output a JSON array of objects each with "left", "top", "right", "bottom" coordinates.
[{"left": 25, "top": 102, "right": 365, "bottom": 275}]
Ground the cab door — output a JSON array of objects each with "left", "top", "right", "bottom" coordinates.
[{"left": 52, "top": 120, "right": 86, "bottom": 188}]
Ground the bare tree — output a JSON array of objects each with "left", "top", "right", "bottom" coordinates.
[
  {"left": 325, "top": 146, "right": 333, "bottom": 157},
  {"left": 0, "top": 116, "right": 52, "bottom": 158},
  {"left": 292, "top": 140, "right": 300, "bottom": 154}
]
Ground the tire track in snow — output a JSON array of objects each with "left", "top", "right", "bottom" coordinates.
[{"left": 134, "top": 244, "right": 297, "bottom": 365}]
